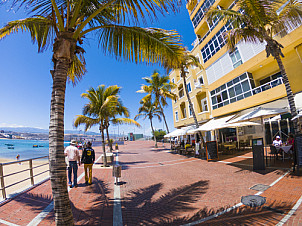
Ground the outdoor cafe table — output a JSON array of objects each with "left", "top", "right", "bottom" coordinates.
[{"left": 276, "top": 145, "right": 292, "bottom": 161}]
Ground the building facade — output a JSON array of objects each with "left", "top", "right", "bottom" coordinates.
[{"left": 169, "top": 0, "right": 302, "bottom": 144}]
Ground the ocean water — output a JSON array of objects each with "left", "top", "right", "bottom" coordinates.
[{"left": 0, "top": 139, "right": 69, "bottom": 160}]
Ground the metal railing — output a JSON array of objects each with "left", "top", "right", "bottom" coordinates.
[
  {"left": 252, "top": 77, "right": 283, "bottom": 95},
  {"left": 0, "top": 155, "right": 49, "bottom": 200}
]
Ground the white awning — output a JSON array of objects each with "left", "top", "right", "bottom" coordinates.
[
  {"left": 187, "top": 115, "right": 235, "bottom": 134},
  {"left": 292, "top": 111, "right": 302, "bottom": 121},
  {"left": 164, "top": 125, "right": 196, "bottom": 137},
  {"left": 229, "top": 107, "right": 289, "bottom": 123},
  {"left": 219, "top": 121, "right": 261, "bottom": 129}
]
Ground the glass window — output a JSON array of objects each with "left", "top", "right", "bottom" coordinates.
[
  {"left": 187, "top": 83, "right": 192, "bottom": 92},
  {"left": 172, "top": 78, "right": 175, "bottom": 84},
  {"left": 198, "top": 76, "right": 204, "bottom": 84},
  {"left": 240, "top": 73, "right": 247, "bottom": 80},
  {"left": 222, "top": 91, "right": 228, "bottom": 100},
  {"left": 210, "top": 90, "right": 215, "bottom": 95},
  {"left": 216, "top": 94, "right": 222, "bottom": 103},
  {"left": 233, "top": 77, "right": 240, "bottom": 84},
  {"left": 241, "top": 80, "right": 251, "bottom": 92},
  {"left": 183, "top": 108, "right": 187, "bottom": 118},
  {"left": 211, "top": 96, "right": 217, "bottom": 105},
  {"left": 228, "top": 87, "right": 235, "bottom": 98},
  {"left": 189, "top": 105, "right": 194, "bottom": 117},
  {"left": 220, "top": 84, "right": 226, "bottom": 90},
  {"left": 235, "top": 84, "right": 243, "bottom": 95},
  {"left": 244, "top": 91, "right": 252, "bottom": 98},
  {"left": 230, "top": 97, "right": 236, "bottom": 103},
  {"left": 175, "top": 112, "right": 178, "bottom": 121},
  {"left": 237, "top": 94, "right": 244, "bottom": 101},
  {"left": 227, "top": 81, "right": 233, "bottom": 87}
]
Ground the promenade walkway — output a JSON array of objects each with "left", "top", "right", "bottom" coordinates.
[{"left": 0, "top": 141, "right": 302, "bottom": 225}]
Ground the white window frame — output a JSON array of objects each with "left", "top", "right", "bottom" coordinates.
[
  {"left": 229, "top": 47, "right": 243, "bottom": 68},
  {"left": 201, "top": 97, "right": 208, "bottom": 112},
  {"left": 175, "top": 111, "right": 179, "bottom": 122}
]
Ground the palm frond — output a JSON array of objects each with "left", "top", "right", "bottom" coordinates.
[
  {"left": 74, "top": 115, "right": 100, "bottom": 131},
  {"left": 0, "top": 16, "right": 54, "bottom": 52},
  {"left": 98, "top": 25, "right": 184, "bottom": 70},
  {"left": 112, "top": 118, "right": 141, "bottom": 127}
]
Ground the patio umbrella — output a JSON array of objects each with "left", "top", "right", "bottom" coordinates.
[{"left": 164, "top": 126, "right": 196, "bottom": 138}]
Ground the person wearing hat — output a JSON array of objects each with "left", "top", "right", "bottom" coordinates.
[
  {"left": 273, "top": 135, "right": 283, "bottom": 147},
  {"left": 64, "top": 140, "right": 81, "bottom": 188},
  {"left": 81, "top": 141, "right": 95, "bottom": 185}
]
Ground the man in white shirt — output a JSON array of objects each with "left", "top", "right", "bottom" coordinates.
[
  {"left": 273, "top": 135, "right": 283, "bottom": 147},
  {"left": 64, "top": 140, "right": 81, "bottom": 188}
]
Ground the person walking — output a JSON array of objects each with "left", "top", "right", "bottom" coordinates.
[
  {"left": 81, "top": 141, "right": 95, "bottom": 185},
  {"left": 64, "top": 140, "right": 81, "bottom": 188}
]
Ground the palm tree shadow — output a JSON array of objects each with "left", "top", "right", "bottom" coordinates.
[
  {"left": 9, "top": 178, "right": 112, "bottom": 225},
  {"left": 159, "top": 200, "right": 293, "bottom": 225},
  {"left": 122, "top": 180, "right": 209, "bottom": 225}
]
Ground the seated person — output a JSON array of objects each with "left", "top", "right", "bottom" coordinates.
[
  {"left": 287, "top": 133, "right": 294, "bottom": 152},
  {"left": 185, "top": 142, "right": 191, "bottom": 149},
  {"left": 273, "top": 135, "right": 283, "bottom": 147}
]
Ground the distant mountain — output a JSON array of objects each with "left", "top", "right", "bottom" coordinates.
[{"left": 0, "top": 127, "right": 100, "bottom": 135}]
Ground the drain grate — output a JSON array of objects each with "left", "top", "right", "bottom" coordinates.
[
  {"left": 241, "top": 195, "right": 266, "bottom": 207},
  {"left": 250, "top": 184, "right": 270, "bottom": 192}
]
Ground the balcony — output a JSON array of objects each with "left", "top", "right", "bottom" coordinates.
[
  {"left": 252, "top": 77, "right": 283, "bottom": 95},
  {"left": 212, "top": 77, "right": 287, "bottom": 117}
]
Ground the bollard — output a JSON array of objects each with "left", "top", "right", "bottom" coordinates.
[
  {"left": 113, "top": 164, "right": 122, "bottom": 185},
  {"left": 115, "top": 143, "right": 119, "bottom": 150}
]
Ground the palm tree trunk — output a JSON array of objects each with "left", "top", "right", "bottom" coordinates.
[
  {"left": 275, "top": 54, "right": 299, "bottom": 133},
  {"left": 150, "top": 119, "right": 158, "bottom": 148},
  {"left": 158, "top": 103, "right": 169, "bottom": 133},
  {"left": 49, "top": 58, "right": 74, "bottom": 224},
  {"left": 105, "top": 126, "right": 113, "bottom": 151},
  {"left": 182, "top": 72, "right": 206, "bottom": 148},
  {"left": 100, "top": 126, "right": 108, "bottom": 166}
]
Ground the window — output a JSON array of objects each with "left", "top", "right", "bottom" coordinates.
[
  {"left": 201, "top": 22, "right": 232, "bottom": 63},
  {"left": 192, "top": 0, "right": 216, "bottom": 28},
  {"left": 259, "top": 72, "right": 282, "bottom": 85},
  {"left": 198, "top": 76, "right": 204, "bottom": 85},
  {"left": 201, "top": 98, "right": 208, "bottom": 112},
  {"left": 175, "top": 111, "right": 179, "bottom": 122},
  {"left": 187, "top": 82, "right": 192, "bottom": 92},
  {"left": 189, "top": 104, "right": 194, "bottom": 117},
  {"left": 179, "top": 88, "right": 184, "bottom": 98},
  {"left": 183, "top": 108, "right": 187, "bottom": 118},
  {"left": 172, "top": 78, "right": 175, "bottom": 84},
  {"left": 210, "top": 72, "right": 254, "bottom": 110},
  {"left": 229, "top": 48, "right": 243, "bottom": 68}
]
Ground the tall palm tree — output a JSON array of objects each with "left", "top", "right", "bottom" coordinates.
[
  {"left": 206, "top": 0, "right": 302, "bottom": 133},
  {"left": 135, "top": 99, "right": 162, "bottom": 148},
  {"left": 0, "top": 0, "right": 184, "bottom": 223},
  {"left": 137, "top": 70, "right": 176, "bottom": 134},
  {"left": 74, "top": 85, "right": 140, "bottom": 165},
  {"left": 174, "top": 53, "right": 206, "bottom": 148}
]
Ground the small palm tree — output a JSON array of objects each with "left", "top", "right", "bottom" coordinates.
[
  {"left": 135, "top": 99, "right": 162, "bottom": 148},
  {"left": 206, "top": 0, "right": 302, "bottom": 133},
  {"left": 74, "top": 85, "right": 140, "bottom": 166},
  {"left": 137, "top": 70, "right": 176, "bottom": 133},
  {"left": 173, "top": 52, "right": 206, "bottom": 148}
]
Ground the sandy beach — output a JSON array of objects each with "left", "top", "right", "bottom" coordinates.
[{"left": 0, "top": 157, "right": 50, "bottom": 201}]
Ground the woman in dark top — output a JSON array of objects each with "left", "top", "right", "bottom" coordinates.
[{"left": 81, "top": 141, "right": 95, "bottom": 185}]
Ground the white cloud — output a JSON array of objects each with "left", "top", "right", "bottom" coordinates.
[{"left": 0, "top": 123, "right": 45, "bottom": 130}]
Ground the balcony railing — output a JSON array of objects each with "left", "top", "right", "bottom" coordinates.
[{"left": 252, "top": 77, "right": 283, "bottom": 95}]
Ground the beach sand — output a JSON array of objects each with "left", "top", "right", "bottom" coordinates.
[{"left": 0, "top": 157, "right": 50, "bottom": 201}]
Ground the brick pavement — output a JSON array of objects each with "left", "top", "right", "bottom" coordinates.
[{"left": 0, "top": 141, "right": 302, "bottom": 225}]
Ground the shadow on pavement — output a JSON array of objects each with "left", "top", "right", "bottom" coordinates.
[
  {"left": 10, "top": 178, "right": 112, "bottom": 225},
  {"left": 122, "top": 180, "right": 209, "bottom": 225},
  {"left": 158, "top": 200, "right": 292, "bottom": 225},
  {"left": 119, "top": 161, "right": 148, "bottom": 170}
]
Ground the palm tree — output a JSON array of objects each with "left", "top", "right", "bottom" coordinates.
[
  {"left": 0, "top": 0, "right": 184, "bottom": 223},
  {"left": 135, "top": 99, "right": 162, "bottom": 148},
  {"left": 174, "top": 52, "right": 206, "bottom": 148},
  {"left": 137, "top": 70, "right": 176, "bottom": 134},
  {"left": 206, "top": 0, "right": 302, "bottom": 133},
  {"left": 74, "top": 85, "right": 140, "bottom": 165},
  {"left": 105, "top": 97, "right": 134, "bottom": 151}
]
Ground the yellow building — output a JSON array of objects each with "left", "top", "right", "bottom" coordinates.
[{"left": 169, "top": 0, "right": 302, "bottom": 144}]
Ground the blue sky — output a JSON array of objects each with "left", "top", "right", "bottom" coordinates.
[{"left": 0, "top": 2, "right": 196, "bottom": 136}]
